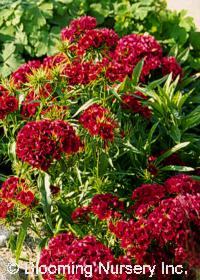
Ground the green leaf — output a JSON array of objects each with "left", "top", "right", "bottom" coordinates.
[
  {"left": 169, "top": 125, "right": 181, "bottom": 143},
  {"left": 144, "top": 122, "right": 159, "bottom": 151},
  {"left": 132, "top": 58, "right": 144, "bottom": 86},
  {"left": 39, "top": 2, "right": 53, "bottom": 18},
  {"left": 169, "top": 45, "right": 179, "bottom": 57},
  {"left": 38, "top": 173, "right": 53, "bottom": 233},
  {"left": 155, "top": 142, "right": 190, "bottom": 165},
  {"left": 124, "top": 141, "right": 142, "bottom": 154},
  {"left": 2, "top": 42, "right": 15, "bottom": 61},
  {"left": 148, "top": 75, "right": 168, "bottom": 90},
  {"left": 182, "top": 106, "right": 200, "bottom": 131},
  {"left": 161, "top": 165, "right": 194, "bottom": 172},
  {"left": 191, "top": 175, "right": 200, "bottom": 182},
  {"left": 57, "top": 202, "right": 73, "bottom": 223},
  {"left": 16, "top": 216, "right": 31, "bottom": 262},
  {"left": 72, "top": 98, "right": 98, "bottom": 118},
  {"left": 190, "top": 31, "right": 200, "bottom": 50},
  {"left": 15, "top": 28, "right": 28, "bottom": 45},
  {"left": 190, "top": 58, "right": 200, "bottom": 71},
  {"left": 177, "top": 47, "right": 190, "bottom": 64}
]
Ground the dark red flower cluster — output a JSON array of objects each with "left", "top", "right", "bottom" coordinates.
[
  {"left": 109, "top": 218, "right": 150, "bottom": 264},
  {"left": 61, "top": 16, "right": 97, "bottom": 42},
  {"left": 106, "top": 34, "right": 163, "bottom": 82},
  {"left": 79, "top": 104, "right": 117, "bottom": 141},
  {"left": 90, "top": 193, "right": 124, "bottom": 220},
  {"left": 20, "top": 83, "right": 52, "bottom": 118},
  {"left": 16, "top": 120, "right": 82, "bottom": 171},
  {"left": 72, "top": 193, "right": 124, "bottom": 222},
  {"left": 131, "top": 183, "right": 165, "bottom": 213},
  {"left": 9, "top": 16, "right": 183, "bottom": 93},
  {"left": 11, "top": 60, "right": 41, "bottom": 87},
  {"left": 77, "top": 28, "right": 119, "bottom": 55},
  {"left": 0, "top": 177, "right": 34, "bottom": 218},
  {"left": 109, "top": 175, "right": 200, "bottom": 269},
  {"left": 42, "top": 53, "right": 66, "bottom": 69},
  {"left": 71, "top": 206, "right": 90, "bottom": 222},
  {"left": 39, "top": 232, "right": 131, "bottom": 280},
  {"left": 59, "top": 16, "right": 183, "bottom": 84},
  {"left": 164, "top": 173, "right": 200, "bottom": 195},
  {"left": 63, "top": 61, "right": 103, "bottom": 85},
  {"left": 162, "top": 57, "right": 183, "bottom": 80},
  {"left": 0, "top": 85, "right": 18, "bottom": 119},
  {"left": 121, "top": 91, "right": 152, "bottom": 119}
]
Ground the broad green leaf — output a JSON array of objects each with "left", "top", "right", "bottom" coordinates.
[
  {"left": 2, "top": 42, "right": 15, "bottom": 61},
  {"left": 39, "top": 2, "right": 53, "bottom": 18},
  {"left": 155, "top": 142, "right": 190, "bottom": 165},
  {"left": 0, "top": 9, "right": 13, "bottom": 19},
  {"left": 190, "top": 31, "right": 200, "bottom": 50},
  {"left": 15, "top": 28, "right": 28, "bottom": 45}
]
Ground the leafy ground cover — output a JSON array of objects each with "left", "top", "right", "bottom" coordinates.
[{"left": 0, "top": 15, "right": 200, "bottom": 280}]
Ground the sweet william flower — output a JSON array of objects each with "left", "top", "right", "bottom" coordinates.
[
  {"left": 11, "top": 60, "right": 41, "bottom": 87},
  {"left": 0, "top": 93, "right": 18, "bottom": 120},
  {"left": 39, "top": 232, "right": 128, "bottom": 280},
  {"left": 164, "top": 174, "right": 200, "bottom": 195},
  {"left": 79, "top": 104, "right": 117, "bottom": 142},
  {"left": 0, "top": 177, "right": 35, "bottom": 219},
  {"left": 0, "top": 201, "right": 14, "bottom": 218},
  {"left": 121, "top": 92, "right": 152, "bottom": 119},
  {"left": 16, "top": 191, "right": 35, "bottom": 206},
  {"left": 162, "top": 57, "right": 183, "bottom": 80},
  {"left": 16, "top": 120, "right": 82, "bottom": 171},
  {"left": 0, "top": 176, "right": 21, "bottom": 199},
  {"left": 71, "top": 206, "right": 90, "bottom": 222}
]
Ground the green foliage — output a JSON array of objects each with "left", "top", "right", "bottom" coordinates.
[{"left": 0, "top": 0, "right": 85, "bottom": 76}]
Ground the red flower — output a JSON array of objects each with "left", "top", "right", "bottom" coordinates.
[
  {"left": 0, "top": 177, "right": 20, "bottom": 199},
  {"left": 0, "top": 94, "right": 18, "bottom": 119},
  {"left": 0, "top": 201, "right": 14, "bottom": 218},
  {"left": 16, "top": 120, "right": 82, "bottom": 171},
  {"left": 121, "top": 92, "right": 152, "bottom": 119},
  {"left": 0, "top": 177, "right": 35, "bottom": 218},
  {"left": 61, "top": 16, "right": 97, "bottom": 42},
  {"left": 164, "top": 174, "right": 200, "bottom": 195},
  {"left": 11, "top": 60, "right": 41, "bottom": 87},
  {"left": 16, "top": 191, "right": 35, "bottom": 206},
  {"left": 71, "top": 206, "right": 90, "bottom": 221},
  {"left": 90, "top": 193, "right": 124, "bottom": 220},
  {"left": 39, "top": 232, "right": 127, "bottom": 280},
  {"left": 162, "top": 57, "right": 183, "bottom": 80},
  {"left": 79, "top": 104, "right": 117, "bottom": 142}
]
